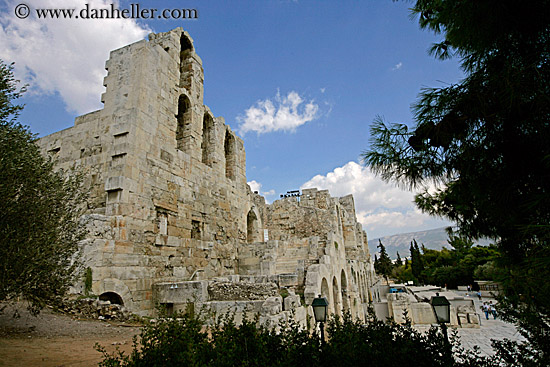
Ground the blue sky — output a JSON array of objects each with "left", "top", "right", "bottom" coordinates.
[{"left": 0, "top": 0, "right": 463, "bottom": 239}]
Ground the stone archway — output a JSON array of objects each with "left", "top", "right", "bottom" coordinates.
[
  {"left": 224, "top": 130, "right": 236, "bottom": 180},
  {"left": 247, "top": 208, "right": 259, "bottom": 243},
  {"left": 99, "top": 291, "right": 124, "bottom": 305},
  {"left": 97, "top": 278, "right": 133, "bottom": 311},
  {"left": 176, "top": 94, "right": 191, "bottom": 151},
  {"left": 332, "top": 276, "right": 341, "bottom": 317},
  {"left": 320, "top": 277, "right": 331, "bottom": 313},
  {"left": 201, "top": 112, "right": 214, "bottom": 167},
  {"left": 341, "top": 270, "right": 350, "bottom": 313}
]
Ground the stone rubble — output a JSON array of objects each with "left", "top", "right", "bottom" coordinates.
[{"left": 59, "top": 298, "right": 133, "bottom": 322}]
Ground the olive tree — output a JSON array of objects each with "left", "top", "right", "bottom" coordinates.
[{"left": 0, "top": 60, "right": 87, "bottom": 314}]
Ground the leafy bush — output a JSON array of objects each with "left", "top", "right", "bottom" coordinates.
[
  {"left": 84, "top": 267, "right": 93, "bottom": 296},
  {"left": 0, "top": 60, "right": 87, "bottom": 315},
  {"left": 99, "top": 310, "right": 515, "bottom": 367}
]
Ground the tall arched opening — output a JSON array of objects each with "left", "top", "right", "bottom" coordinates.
[
  {"left": 341, "top": 270, "right": 350, "bottom": 313},
  {"left": 202, "top": 113, "right": 214, "bottom": 166},
  {"left": 224, "top": 130, "right": 236, "bottom": 180},
  {"left": 179, "top": 34, "right": 194, "bottom": 89},
  {"left": 176, "top": 94, "right": 191, "bottom": 151},
  {"left": 332, "top": 276, "right": 341, "bottom": 317},
  {"left": 247, "top": 209, "right": 259, "bottom": 243},
  {"left": 320, "top": 277, "right": 330, "bottom": 312}
]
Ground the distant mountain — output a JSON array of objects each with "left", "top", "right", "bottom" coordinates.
[{"left": 368, "top": 227, "right": 493, "bottom": 259}]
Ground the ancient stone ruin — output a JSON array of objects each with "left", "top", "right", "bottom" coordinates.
[{"left": 37, "top": 28, "right": 375, "bottom": 326}]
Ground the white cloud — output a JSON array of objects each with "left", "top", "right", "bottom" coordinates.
[
  {"left": 301, "top": 161, "right": 451, "bottom": 238},
  {"left": 237, "top": 90, "right": 319, "bottom": 135},
  {"left": 248, "top": 180, "right": 276, "bottom": 200},
  {"left": 248, "top": 180, "right": 262, "bottom": 193},
  {"left": 392, "top": 62, "right": 403, "bottom": 71},
  {"left": 0, "top": 0, "right": 150, "bottom": 114}
]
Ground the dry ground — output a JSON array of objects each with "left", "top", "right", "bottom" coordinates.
[{"left": 0, "top": 302, "right": 141, "bottom": 367}]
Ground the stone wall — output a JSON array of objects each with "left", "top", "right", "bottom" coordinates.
[
  {"left": 37, "top": 28, "right": 375, "bottom": 322},
  {"left": 374, "top": 285, "right": 480, "bottom": 328}
]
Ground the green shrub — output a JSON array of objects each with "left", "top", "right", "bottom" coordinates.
[
  {"left": 99, "top": 310, "right": 539, "bottom": 367},
  {"left": 84, "top": 267, "right": 93, "bottom": 296}
]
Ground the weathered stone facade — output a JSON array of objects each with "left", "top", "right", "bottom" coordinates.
[{"left": 37, "top": 28, "right": 375, "bottom": 324}]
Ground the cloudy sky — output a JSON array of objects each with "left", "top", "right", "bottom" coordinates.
[{"left": 0, "top": 0, "right": 463, "bottom": 239}]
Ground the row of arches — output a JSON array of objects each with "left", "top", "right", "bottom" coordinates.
[
  {"left": 320, "top": 270, "right": 351, "bottom": 316},
  {"left": 351, "top": 267, "right": 371, "bottom": 303},
  {"left": 175, "top": 94, "right": 236, "bottom": 180},
  {"left": 315, "top": 264, "right": 372, "bottom": 318}
]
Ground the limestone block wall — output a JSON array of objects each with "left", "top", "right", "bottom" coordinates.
[
  {"left": 153, "top": 277, "right": 310, "bottom": 329},
  {"left": 37, "top": 27, "right": 376, "bottom": 319},
  {"left": 263, "top": 189, "right": 373, "bottom": 317},
  {"left": 38, "top": 28, "right": 259, "bottom": 315},
  {"left": 381, "top": 289, "right": 480, "bottom": 327}
]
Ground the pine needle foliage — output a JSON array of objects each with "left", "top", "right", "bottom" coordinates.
[{"left": 362, "top": 2, "right": 550, "bottom": 362}]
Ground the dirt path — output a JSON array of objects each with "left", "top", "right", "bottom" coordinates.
[{"left": 0, "top": 303, "right": 140, "bottom": 367}]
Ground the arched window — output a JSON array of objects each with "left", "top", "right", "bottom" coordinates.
[
  {"left": 247, "top": 209, "right": 258, "bottom": 243},
  {"left": 341, "top": 270, "right": 350, "bottom": 312},
  {"left": 202, "top": 113, "right": 214, "bottom": 166},
  {"left": 321, "top": 277, "right": 330, "bottom": 306},
  {"left": 224, "top": 130, "right": 236, "bottom": 180},
  {"left": 180, "top": 34, "right": 193, "bottom": 54},
  {"left": 332, "top": 276, "right": 341, "bottom": 316},
  {"left": 180, "top": 34, "right": 193, "bottom": 89},
  {"left": 176, "top": 95, "right": 191, "bottom": 151}
]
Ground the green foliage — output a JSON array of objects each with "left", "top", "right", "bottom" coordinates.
[
  {"left": 98, "top": 312, "right": 321, "bottom": 367},
  {"left": 362, "top": 0, "right": 550, "bottom": 358},
  {"left": 0, "top": 61, "right": 25, "bottom": 123},
  {"left": 395, "top": 251, "right": 402, "bottom": 267},
  {"left": 393, "top": 236, "right": 499, "bottom": 288},
  {"left": 323, "top": 313, "right": 463, "bottom": 367},
  {"left": 410, "top": 240, "right": 425, "bottom": 284},
  {"left": 100, "top": 310, "right": 526, "bottom": 367},
  {"left": 392, "top": 262, "right": 413, "bottom": 283},
  {"left": 374, "top": 240, "right": 393, "bottom": 282},
  {"left": 0, "top": 60, "right": 87, "bottom": 314},
  {"left": 473, "top": 262, "right": 496, "bottom": 281},
  {"left": 84, "top": 267, "right": 93, "bottom": 296}
]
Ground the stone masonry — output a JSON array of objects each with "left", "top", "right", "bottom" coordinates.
[{"left": 37, "top": 28, "right": 375, "bottom": 326}]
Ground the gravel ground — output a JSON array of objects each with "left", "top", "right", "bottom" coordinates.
[{"left": 0, "top": 302, "right": 140, "bottom": 367}]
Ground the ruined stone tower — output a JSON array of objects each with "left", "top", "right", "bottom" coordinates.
[{"left": 38, "top": 28, "right": 375, "bottom": 324}]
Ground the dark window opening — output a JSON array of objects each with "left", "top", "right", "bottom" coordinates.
[
  {"left": 202, "top": 113, "right": 214, "bottom": 166},
  {"left": 176, "top": 95, "right": 191, "bottom": 151},
  {"left": 162, "top": 303, "right": 174, "bottom": 317},
  {"left": 157, "top": 211, "right": 168, "bottom": 235},
  {"left": 247, "top": 210, "right": 258, "bottom": 243},
  {"left": 224, "top": 131, "right": 236, "bottom": 180},
  {"left": 48, "top": 147, "right": 60, "bottom": 157},
  {"left": 107, "top": 189, "right": 122, "bottom": 203},
  {"left": 180, "top": 35, "right": 194, "bottom": 89},
  {"left": 99, "top": 292, "right": 124, "bottom": 305},
  {"left": 191, "top": 220, "right": 201, "bottom": 240},
  {"left": 180, "top": 34, "right": 193, "bottom": 53}
]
